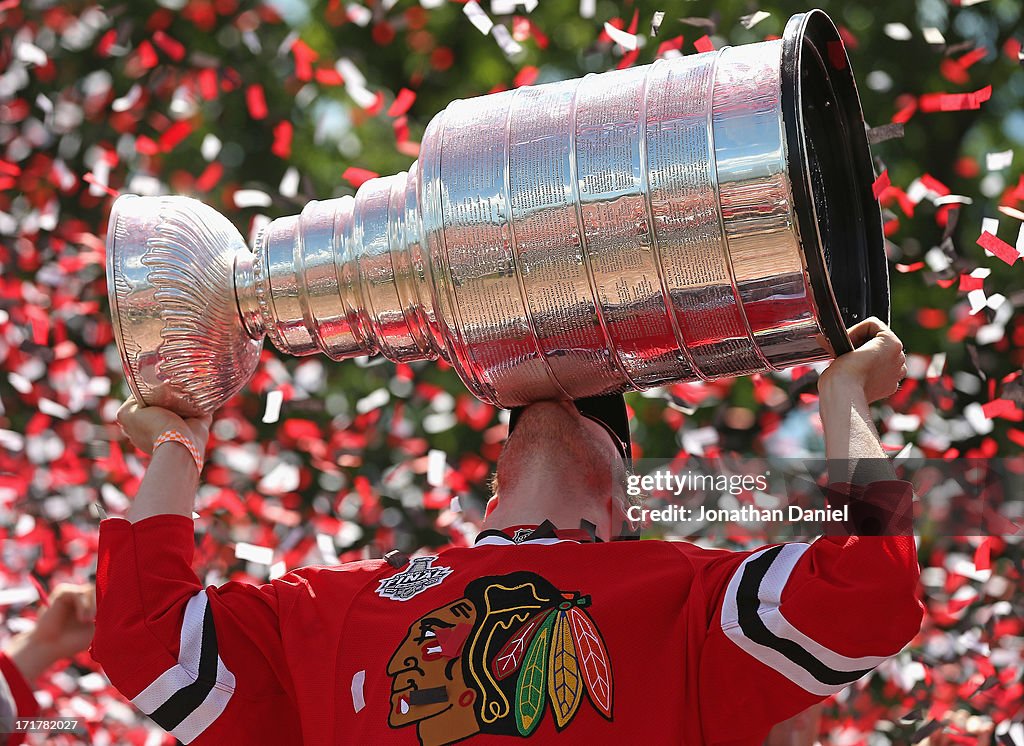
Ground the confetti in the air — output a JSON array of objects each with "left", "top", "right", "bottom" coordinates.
[
  {"left": 651, "top": 11, "right": 665, "bottom": 37},
  {"left": 604, "top": 21, "right": 639, "bottom": 51},
  {"left": 464, "top": 1, "right": 494, "bottom": 36},
  {"left": 1, "top": 3, "right": 1021, "bottom": 741},
  {"left": 739, "top": 11, "right": 770, "bottom": 30},
  {"left": 977, "top": 231, "right": 1020, "bottom": 266}
]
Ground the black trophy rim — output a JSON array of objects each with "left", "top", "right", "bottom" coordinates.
[{"left": 781, "top": 9, "right": 890, "bottom": 356}]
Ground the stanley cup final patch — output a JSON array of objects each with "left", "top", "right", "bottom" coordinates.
[{"left": 376, "top": 556, "right": 453, "bottom": 601}]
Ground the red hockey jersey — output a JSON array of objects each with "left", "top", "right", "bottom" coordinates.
[{"left": 91, "top": 482, "right": 922, "bottom": 746}]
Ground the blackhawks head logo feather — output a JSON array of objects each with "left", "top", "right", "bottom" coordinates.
[{"left": 386, "top": 571, "right": 613, "bottom": 745}]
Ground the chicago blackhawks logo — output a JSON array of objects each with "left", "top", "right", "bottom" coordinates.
[{"left": 386, "top": 571, "right": 613, "bottom": 745}]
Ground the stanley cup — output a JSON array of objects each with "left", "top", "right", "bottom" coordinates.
[{"left": 106, "top": 10, "right": 888, "bottom": 416}]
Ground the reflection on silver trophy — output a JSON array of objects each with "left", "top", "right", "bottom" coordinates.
[{"left": 106, "top": 10, "right": 889, "bottom": 416}]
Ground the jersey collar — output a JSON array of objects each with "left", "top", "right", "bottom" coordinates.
[{"left": 473, "top": 519, "right": 600, "bottom": 547}]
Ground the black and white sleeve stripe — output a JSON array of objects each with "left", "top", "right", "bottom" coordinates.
[
  {"left": 720, "top": 543, "right": 894, "bottom": 696},
  {"left": 131, "top": 591, "right": 235, "bottom": 743}
]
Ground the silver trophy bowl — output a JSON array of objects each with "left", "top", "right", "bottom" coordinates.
[{"left": 106, "top": 10, "right": 887, "bottom": 415}]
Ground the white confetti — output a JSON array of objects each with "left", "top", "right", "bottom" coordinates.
[
  {"left": 337, "top": 58, "right": 378, "bottom": 110},
  {"left": 269, "top": 561, "right": 287, "bottom": 580},
  {"left": 0, "top": 429, "right": 24, "bottom": 451},
  {"left": 981, "top": 216, "right": 1000, "bottom": 237},
  {"left": 964, "top": 402, "right": 994, "bottom": 435},
  {"left": 651, "top": 10, "right": 665, "bottom": 36},
  {"left": 38, "top": 397, "right": 70, "bottom": 419},
  {"left": 888, "top": 413, "right": 921, "bottom": 432},
  {"left": 317, "top": 533, "right": 340, "bottom": 564},
  {"left": 739, "top": 10, "right": 770, "bottom": 30},
  {"left": 347, "top": 4, "right": 372, "bottom": 26},
  {"left": 986, "top": 149, "right": 1014, "bottom": 171},
  {"left": 925, "top": 246, "right": 952, "bottom": 272},
  {"left": 1017, "top": 223, "right": 1024, "bottom": 253},
  {"left": 87, "top": 158, "right": 110, "bottom": 197},
  {"left": 682, "top": 426, "right": 717, "bottom": 456},
  {"left": 884, "top": 23, "right": 912, "bottom": 41},
  {"left": 356, "top": 387, "right": 390, "bottom": 414},
  {"left": 492, "top": 0, "right": 535, "bottom": 12},
  {"left": 259, "top": 461, "right": 301, "bottom": 494},
  {"left": 579, "top": 0, "right": 595, "bottom": 19},
  {"left": 263, "top": 389, "right": 283, "bottom": 423},
  {"left": 235, "top": 542, "right": 274, "bottom": 565},
  {"left": 933, "top": 194, "right": 973, "bottom": 206},
  {"left": 15, "top": 40, "right": 47, "bottom": 66},
  {"left": 997, "top": 204, "right": 1024, "bottom": 221},
  {"left": 464, "top": 1, "right": 493, "bottom": 35},
  {"left": 201, "top": 133, "right": 222, "bottom": 160},
  {"left": 491, "top": 24, "right": 522, "bottom": 56},
  {"left": 0, "top": 586, "right": 39, "bottom": 607},
  {"left": 351, "top": 670, "right": 366, "bottom": 713},
  {"left": 922, "top": 27, "right": 945, "bottom": 45},
  {"left": 234, "top": 189, "right": 273, "bottom": 208},
  {"left": 976, "top": 322, "right": 1005, "bottom": 346},
  {"left": 906, "top": 177, "right": 942, "bottom": 205},
  {"left": 111, "top": 84, "right": 142, "bottom": 112},
  {"left": 926, "top": 352, "right": 946, "bottom": 379},
  {"left": 967, "top": 289, "right": 988, "bottom": 315},
  {"left": 604, "top": 21, "right": 638, "bottom": 51},
  {"left": 280, "top": 167, "right": 300, "bottom": 198},
  {"left": 427, "top": 448, "right": 447, "bottom": 487}
]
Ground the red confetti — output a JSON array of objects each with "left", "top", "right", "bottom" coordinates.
[
  {"left": 981, "top": 399, "right": 1018, "bottom": 419},
  {"left": 513, "top": 66, "right": 539, "bottom": 88},
  {"left": 656, "top": 36, "right": 684, "bottom": 57},
  {"left": 159, "top": 120, "right": 192, "bottom": 152},
  {"left": 315, "top": 67, "right": 344, "bottom": 86},
  {"left": 827, "top": 40, "right": 847, "bottom": 70},
  {"left": 198, "top": 68, "right": 219, "bottom": 100},
  {"left": 919, "top": 84, "right": 992, "bottom": 112},
  {"left": 959, "top": 46, "right": 988, "bottom": 70},
  {"left": 959, "top": 274, "right": 984, "bottom": 292},
  {"left": 616, "top": 49, "right": 640, "bottom": 69},
  {"left": 272, "top": 120, "right": 293, "bottom": 159},
  {"left": 291, "top": 38, "right": 318, "bottom": 82},
  {"left": 694, "top": 35, "right": 714, "bottom": 53},
  {"left": 892, "top": 96, "right": 917, "bottom": 124},
  {"left": 152, "top": 30, "right": 185, "bottom": 62},
  {"left": 342, "top": 166, "right": 379, "bottom": 188},
  {"left": 919, "top": 173, "right": 951, "bottom": 196},
  {"left": 974, "top": 537, "right": 992, "bottom": 572},
  {"left": 82, "top": 173, "right": 119, "bottom": 198},
  {"left": 246, "top": 84, "right": 268, "bottom": 120},
  {"left": 872, "top": 169, "right": 890, "bottom": 199},
  {"left": 387, "top": 88, "right": 416, "bottom": 118},
  {"left": 137, "top": 40, "right": 158, "bottom": 69},
  {"left": 196, "top": 162, "right": 223, "bottom": 192},
  {"left": 976, "top": 231, "right": 1020, "bottom": 266},
  {"left": 135, "top": 135, "right": 159, "bottom": 155},
  {"left": 837, "top": 25, "right": 858, "bottom": 50},
  {"left": 895, "top": 262, "right": 925, "bottom": 273}
]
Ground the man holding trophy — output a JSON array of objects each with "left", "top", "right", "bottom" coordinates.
[{"left": 91, "top": 11, "right": 923, "bottom": 744}]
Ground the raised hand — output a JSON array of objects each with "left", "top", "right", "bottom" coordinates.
[{"left": 116, "top": 395, "right": 212, "bottom": 455}]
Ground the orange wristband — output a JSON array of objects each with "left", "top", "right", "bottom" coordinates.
[{"left": 153, "top": 429, "right": 204, "bottom": 474}]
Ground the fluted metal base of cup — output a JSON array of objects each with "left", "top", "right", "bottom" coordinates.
[{"left": 106, "top": 195, "right": 262, "bottom": 416}]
